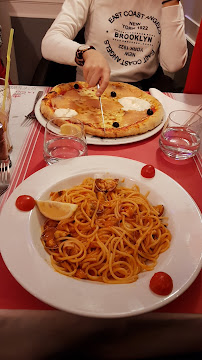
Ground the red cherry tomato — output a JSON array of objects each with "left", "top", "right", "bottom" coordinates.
[
  {"left": 15, "top": 195, "right": 36, "bottom": 211},
  {"left": 149, "top": 272, "right": 173, "bottom": 296},
  {"left": 141, "top": 164, "right": 155, "bottom": 178}
]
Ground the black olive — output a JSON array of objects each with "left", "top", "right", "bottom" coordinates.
[
  {"left": 111, "top": 91, "right": 116, "bottom": 97},
  {"left": 147, "top": 109, "right": 153, "bottom": 115},
  {"left": 113, "top": 122, "right": 119, "bottom": 128},
  {"left": 74, "top": 83, "right": 79, "bottom": 89}
]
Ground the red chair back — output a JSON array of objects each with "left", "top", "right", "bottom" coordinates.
[{"left": 184, "top": 20, "right": 202, "bottom": 94}]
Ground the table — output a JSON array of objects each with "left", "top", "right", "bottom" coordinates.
[{"left": 0, "top": 86, "right": 202, "bottom": 360}]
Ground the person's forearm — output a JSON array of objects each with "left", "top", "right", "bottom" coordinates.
[
  {"left": 42, "top": 33, "right": 80, "bottom": 66},
  {"left": 41, "top": 0, "right": 90, "bottom": 65},
  {"left": 162, "top": 0, "right": 180, "bottom": 7}
]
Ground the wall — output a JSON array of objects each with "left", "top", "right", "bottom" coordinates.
[
  {"left": 0, "top": 1, "right": 18, "bottom": 83},
  {"left": 173, "top": 0, "right": 201, "bottom": 89},
  {"left": 7, "top": 0, "right": 62, "bottom": 84},
  {"left": 8, "top": 0, "right": 63, "bottom": 18},
  {"left": 11, "top": 16, "right": 53, "bottom": 84},
  {"left": 1, "top": 0, "right": 201, "bottom": 85},
  {"left": 182, "top": 0, "right": 202, "bottom": 45},
  {"left": 1, "top": 0, "right": 63, "bottom": 84}
]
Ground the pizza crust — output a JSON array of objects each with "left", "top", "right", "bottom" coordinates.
[{"left": 40, "top": 81, "right": 164, "bottom": 138}]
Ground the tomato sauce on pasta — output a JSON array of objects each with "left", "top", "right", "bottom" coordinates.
[{"left": 40, "top": 178, "right": 171, "bottom": 284}]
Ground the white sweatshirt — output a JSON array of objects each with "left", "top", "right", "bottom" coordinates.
[{"left": 41, "top": 0, "right": 187, "bottom": 83}]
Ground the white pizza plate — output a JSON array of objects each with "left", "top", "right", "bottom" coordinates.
[
  {"left": 35, "top": 98, "right": 166, "bottom": 146},
  {"left": 1, "top": 156, "right": 201, "bottom": 318}
]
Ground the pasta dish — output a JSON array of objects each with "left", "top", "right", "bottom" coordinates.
[{"left": 40, "top": 177, "right": 171, "bottom": 284}]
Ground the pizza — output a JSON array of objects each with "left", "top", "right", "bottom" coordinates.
[{"left": 40, "top": 81, "right": 164, "bottom": 138}]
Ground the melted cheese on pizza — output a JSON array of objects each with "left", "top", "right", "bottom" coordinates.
[
  {"left": 54, "top": 108, "right": 78, "bottom": 118},
  {"left": 118, "top": 97, "right": 150, "bottom": 111}
]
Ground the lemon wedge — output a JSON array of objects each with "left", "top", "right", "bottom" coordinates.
[
  {"left": 60, "top": 123, "right": 81, "bottom": 136},
  {"left": 36, "top": 200, "right": 78, "bottom": 220}
]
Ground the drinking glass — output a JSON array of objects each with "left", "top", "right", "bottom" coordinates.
[
  {"left": 159, "top": 110, "right": 201, "bottom": 160},
  {"left": 44, "top": 117, "right": 88, "bottom": 165},
  {"left": 0, "top": 78, "right": 12, "bottom": 152}
]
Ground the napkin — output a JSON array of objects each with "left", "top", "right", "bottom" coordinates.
[{"left": 149, "top": 88, "right": 201, "bottom": 119}]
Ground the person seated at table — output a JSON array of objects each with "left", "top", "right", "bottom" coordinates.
[{"left": 41, "top": 0, "right": 188, "bottom": 95}]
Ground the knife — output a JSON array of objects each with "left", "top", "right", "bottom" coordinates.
[{"left": 97, "top": 84, "right": 106, "bottom": 134}]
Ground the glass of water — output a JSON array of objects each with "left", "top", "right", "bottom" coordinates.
[
  {"left": 159, "top": 110, "right": 201, "bottom": 160},
  {"left": 44, "top": 117, "right": 88, "bottom": 165}
]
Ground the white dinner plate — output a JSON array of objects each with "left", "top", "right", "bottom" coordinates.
[
  {"left": 1, "top": 156, "right": 201, "bottom": 318},
  {"left": 35, "top": 99, "right": 166, "bottom": 145}
]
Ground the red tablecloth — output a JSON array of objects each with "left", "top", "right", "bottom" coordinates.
[{"left": 0, "top": 116, "right": 201, "bottom": 313}]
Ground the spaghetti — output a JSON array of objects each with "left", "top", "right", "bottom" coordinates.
[{"left": 41, "top": 178, "right": 171, "bottom": 284}]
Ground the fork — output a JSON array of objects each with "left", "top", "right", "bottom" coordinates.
[
  {"left": 0, "top": 160, "right": 11, "bottom": 196},
  {"left": 21, "top": 90, "right": 44, "bottom": 126}
]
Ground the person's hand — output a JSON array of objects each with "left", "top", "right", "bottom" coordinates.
[{"left": 83, "top": 50, "right": 110, "bottom": 96}]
